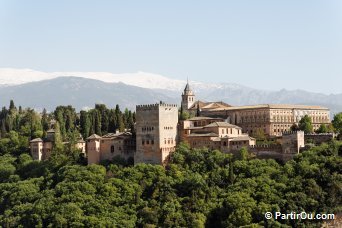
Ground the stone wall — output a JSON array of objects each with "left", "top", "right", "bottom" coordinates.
[{"left": 305, "top": 133, "right": 335, "bottom": 145}]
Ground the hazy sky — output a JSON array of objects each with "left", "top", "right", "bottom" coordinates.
[{"left": 0, "top": 1, "right": 341, "bottom": 94}]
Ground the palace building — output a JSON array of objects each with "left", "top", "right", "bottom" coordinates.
[
  {"left": 87, "top": 131, "right": 136, "bottom": 165},
  {"left": 178, "top": 116, "right": 256, "bottom": 153},
  {"left": 201, "top": 104, "right": 330, "bottom": 136},
  {"left": 181, "top": 82, "right": 330, "bottom": 137}
]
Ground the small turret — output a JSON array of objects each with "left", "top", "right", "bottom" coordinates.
[{"left": 181, "top": 78, "right": 196, "bottom": 111}]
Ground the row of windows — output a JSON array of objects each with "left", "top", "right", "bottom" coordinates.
[
  {"left": 240, "top": 118, "right": 269, "bottom": 123},
  {"left": 142, "top": 126, "right": 154, "bottom": 132},
  {"left": 163, "top": 126, "right": 174, "bottom": 130},
  {"left": 142, "top": 139, "right": 154, "bottom": 145},
  {"left": 241, "top": 115, "right": 267, "bottom": 119},
  {"left": 274, "top": 129, "right": 289, "bottom": 133},
  {"left": 244, "top": 125, "right": 267, "bottom": 128},
  {"left": 272, "top": 110, "right": 327, "bottom": 115},
  {"left": 273, "top": 124, "right": 292, "bottom": 128},
  {"left": 183, "top": 97, "right": 194, "bottom": 102},
  {"left": 161, "top": 147, "right": 175, "bottom": 152},
  {"left": 239, "top": 111, "right": 268, "bottom": 115},
  {"left": 272, "top": 111, "right": 292, "bottom": 114},
  {"left": 164, "top": 139, "right": 174, "bottom": 144},
  {"left": 221, "top": 128, "right": 234, "bottom": 134}
]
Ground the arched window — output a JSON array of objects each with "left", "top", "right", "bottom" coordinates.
[{"left": 111, "top": 146, "right": 114, "bottom": 153}]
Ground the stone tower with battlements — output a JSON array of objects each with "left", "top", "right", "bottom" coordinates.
[
  {"left": 181, "top": 79, "right": 195, "bottom": 111},
  {"left": 135, "top": 103, "right": 178, "bottom": 165}
]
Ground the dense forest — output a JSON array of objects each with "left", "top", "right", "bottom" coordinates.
[
  {"left": 0, "top": 100, "right": 135, "bottom": 157},
  {"left": 0, "top": 141, "right": 341, "bottom": 227},
  {"left": 0, "top": 101, "right": 341, "bottom": 227}
]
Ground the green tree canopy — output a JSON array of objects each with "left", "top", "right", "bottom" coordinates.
[
  {"left": 298, "top": 115, "right": 313, "bottom": 133},
  {"left": 332, "top": 112, "right": 342, "bottom": 134}
]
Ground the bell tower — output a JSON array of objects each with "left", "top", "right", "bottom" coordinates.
[{"left": 181, "top": 78, "right": 195, "bottom": 111}]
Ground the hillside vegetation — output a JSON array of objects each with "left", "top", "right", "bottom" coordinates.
[{"left": 0, "top": 141, "right": 341, "bottom": 227}]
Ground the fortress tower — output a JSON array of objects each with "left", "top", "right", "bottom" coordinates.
[
  {"left": 135, "top": 103, "right": 178, "bottom": 165},
  {"left": 181, "top": 79, "right": 195, "bottom": 111}
]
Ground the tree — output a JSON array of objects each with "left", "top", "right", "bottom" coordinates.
[
  {"left": 253, "top": 128, "right": 266, "bottom": 141},
  {"left": 41, "top": 108, "right": 49, "bottom": 132},
  {"left": 298, "top": 115, "right": 313, "bottom": 133},
  {"left": 316, "top": 124, "right": 328, "bottom": 133},
  {"left": 290, "top": 123, "right": 299, "bottom": 131},
  {"left": 95, "top": 104, "right": 109, "bottom": 135},
  {"left": 80, "top": 111, "right": 91, "bottom": 138},
  {"left": 196, "top": 104, "right": 200, "bottom": 117},
  {"left": 238, "top": 147, "right": 249, "bottom": 160},
  {"left": 53, "top": 121, "right": 64, "bottom": 152},
  {"left": 94, "top": 110, "right": 102, "bottom": 135},
  {"left": 332, "top": 112, "right": 342, "bottom": 134},
  {"left": 9, "top": 100, "right": 16, "bottom": 114}
]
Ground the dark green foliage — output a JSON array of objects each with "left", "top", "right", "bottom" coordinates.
[
  {"left": 0, "top": 101, "right": 340, "bottom": 227},
  {"left": 0, "top": 141, "right": 341, "bottom": 227},
  {"left": 332, "top": 112, "right": 342, "bottom": 134},
  {"left": 316, "top": 124, "right": 328, "bottom": 133},
  {"left": 79, "top": 104, "right": 135, "bottom": 137},
  {"left": 79, "top": 110, "right": 91, "bottom": 138},
  {"left": 298, "top": 115, "right": 314, "bottom": 133}
]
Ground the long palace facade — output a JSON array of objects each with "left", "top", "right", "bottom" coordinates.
[{"left": 182, "top": 82, "right": 330, "bottom": 136}]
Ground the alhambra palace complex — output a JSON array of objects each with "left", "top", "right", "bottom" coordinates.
[{"left": 30, "top": 81, "right": 332, "bottom": 164}]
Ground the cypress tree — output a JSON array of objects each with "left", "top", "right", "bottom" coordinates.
[
  {"left": 80, "top": 111, "right": 91, "bottom": 138},
  {"left": 53, "top": 121, "right": 64, "bottom": 152},
  {"left": 41, "top": 108, "right": 49, "bottom": 131},
  {"left": 94, "top": 110, "right": 102, "bottom": 135}
]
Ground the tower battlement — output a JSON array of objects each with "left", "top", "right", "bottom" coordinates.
[{"left": 136, "top": 103, "right": 178, "bottom": 111}]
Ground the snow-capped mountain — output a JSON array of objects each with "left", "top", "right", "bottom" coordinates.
[
  {"left": 0, "top": 68, "right": 188, "bottom": 91},
  {"left": 0, "top": 68, "right": 232, "bottom": 92},
  {"left": 0, "top": 68, "right": 341, "bottom": 115}
]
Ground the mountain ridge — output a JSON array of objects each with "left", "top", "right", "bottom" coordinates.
[
  {"left": 0, "top": 69, "right": 341, "bottom": 116},
  {"left": 0, "top": 77, "right": 178, "bottom": 111}
]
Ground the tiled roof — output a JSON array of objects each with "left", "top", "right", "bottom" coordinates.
[
  {"left": 230, "top": 136, "right": 256, "bottom": 142},
  {"left": 204, "top": 122, "right": 242, "bottom": 129},
  {"left": 86, "top": 134, "right": 102, "bottom": 140},
  {"left": 30, "top": 138, "right": 43, "bottom": 143},
  {"left": 188, "top": 132, "right": 219, "bottom": 137},
  {"left": 189, "top": 101, "right": 232, "bottom": 110},
  {"left": 102, "top": 132, "right": 132, "bottom": 139}
]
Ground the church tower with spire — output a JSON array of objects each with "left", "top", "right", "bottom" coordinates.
[{"left": 181, "top": 79, "right": 196, "bottom": 111}]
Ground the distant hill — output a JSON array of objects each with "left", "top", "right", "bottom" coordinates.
[
  {"left": 0, "top": 77, "right": 178, "bottom": 111},
  {"left": 192, "top": 84, "right": 342, "bottom": 116},
  {"left": 0, "top": 73, "right": 341, "bottom": 116}
]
